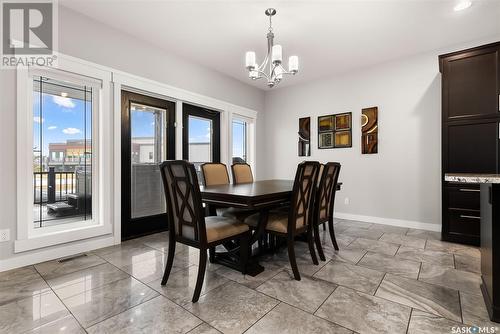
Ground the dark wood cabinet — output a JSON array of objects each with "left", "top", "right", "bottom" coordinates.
[
  {"left": 443, "top": 45, "right": 499, "bottom": 120},
  {"left": 440, "top": 42, "right": 500, "bottom": 246}
]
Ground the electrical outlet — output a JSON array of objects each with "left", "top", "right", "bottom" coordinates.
[
  {"left": 344, "top": 197, "right": 350, "bottom": 205},
  {"left": 0, "top": 229, "right": 10, "bottom": 242}
]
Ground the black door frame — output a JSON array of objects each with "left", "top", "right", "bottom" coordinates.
[
  {"left": 121, "top": 90, "right": 176, "bottom": 240},
  {"left": 182, "top": 103, "right": 221, "bottom": 162}
]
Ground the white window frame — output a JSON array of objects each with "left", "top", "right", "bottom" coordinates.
[
  {"left": 229, "top": 112, "right": 256, "bottom": 174},
  {"left": 15, "top": 56, "right": 113, "bottom": 253}
]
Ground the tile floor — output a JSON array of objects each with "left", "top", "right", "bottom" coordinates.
[{"left": 0, "top": 219, "right": 498, "bottom": 334}]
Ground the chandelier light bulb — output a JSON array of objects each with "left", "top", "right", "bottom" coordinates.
[
  {"left": 245, "top": 51, "right": 256, "bottom": 69},
  {"left": 275, "top": 66, "right": 283, "bottom": 80},
  {"left": 272, "top": 45, "right": 282, "bottom": 64},
  {"left": 288, "top": 56, "right": 299, "bottom": 73},
  {"left": 249, "top": 68, "right": 259, "bottom": 79}
]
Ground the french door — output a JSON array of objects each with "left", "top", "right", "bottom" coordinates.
[
  {"left": 121, "top": 91, "right": 175, "bottom": 240},
  {"left": 182, "top": 103, "right": 221, "bottom": 182}
]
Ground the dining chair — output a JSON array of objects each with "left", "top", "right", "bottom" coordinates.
[
  {"left": 200, "top": 162, "right": 254, "bottom": 261},
  {"left": 245, "top": 161, "right": 321, "bottom": 280},
  {"left": 231, "top": 163, "right": 254, "bottom": 184},
  {"left": 312, "top": 162, "right": 341, "bottom": 261},
  {"left": 159, "top": 160, "right": 250, "bottom": 302},
  {"left": 201, "top": 162, "right": 254, "bottom": 217},
  {"left": 200, "top": 162, "right": 230, "bottom": 186}
]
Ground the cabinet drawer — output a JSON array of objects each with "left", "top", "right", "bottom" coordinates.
[
  {"left": 448, "top": 209, "right": 480, "bottom": 237},
  {"left": 446, "top": 184, "right": 480, "bottom": 210}
]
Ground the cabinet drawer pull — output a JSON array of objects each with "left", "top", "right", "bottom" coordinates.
[
  {"left": 459, "top": 215, "right": 481, "bottom": 220},
  {"left": 459, "top": 189, "right": 480, "bottom": 192}
]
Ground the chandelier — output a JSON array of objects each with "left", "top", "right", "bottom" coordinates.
[{"left": 245, "top": 8, "right": 299, "bottom": 88}]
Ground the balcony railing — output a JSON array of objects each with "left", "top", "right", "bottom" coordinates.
[{"left": 34, "top": 167, "right": 76, "bottom": 204}]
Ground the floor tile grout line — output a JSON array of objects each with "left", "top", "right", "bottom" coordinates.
[
  {"left": 312, "top": 283, "right": 339, "bottom": 315},
  {"left": 241, "top": 302, "right": 281, "bottom": 334},
  {"left": 322, "top": 276, "right": 467, "bottom": 326},
  {"left": 185, "top": 322, "right": 218, "bottom": 334},
  {"left": 312, "top": 284, "right": 370, "bottom": 333},
  {"left": 252, "top": 270, "right": 337, "bottom": 315},
  {"left": 457, "top": 290, "right": 464, "bottom": 324},
  {"left": 258, "top": 294, "right": 356, "bottom": 334},
  {"left": 183, "top": 280, "right": 280, "bottom": 334},
  {"left": 405, "top": 308, "right": 413, "bottom": 334},
  {"left": 36, "top": 257, "right": 108, "bottom": 283},
  {"left": 84, "top": 294, "right": 164, "bottom": 331},
  {"left": 75, "top": 277, "right": 160, "bottom": 330},
  {"left": 354, "top": 250, "right": 368, "bottom": 265},
  {"left": 32, "top": 264, "right": 88, "bottom": 333},
  {"left": 251, "top": 267, "right": 288, "bottom": 290},
  {"left": 142, "top": 280, "right": 235, "bottom": 331},
  {"left": 372, "top": 272, "right": 387, "bottom": 297}
]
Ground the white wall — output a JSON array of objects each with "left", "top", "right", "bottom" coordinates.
[
  {"left": 0, "top": 6, "right": 264, "bottom": 264},
  {"left": 262, "top": 37, "right": 500, "bottom": 229}
]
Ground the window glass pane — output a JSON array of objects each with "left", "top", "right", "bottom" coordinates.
[
  {"left": 188, "top": 116, "right": 212, "bottom": 163},
  {"left": 232, "top": 119, "right": 247, "bottom": 163},
  {"left": 130, "top": 103, "right": 167, "bottom": 218},
  {"left": 32, "top": 77, "right": 93, "bottom": 228}
]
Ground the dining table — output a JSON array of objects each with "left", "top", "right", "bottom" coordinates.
[{"left": 200, "top": 179, "right": 342, "bottom": 276}]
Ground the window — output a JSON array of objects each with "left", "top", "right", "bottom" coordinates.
[
  {"left": 232, "top": 119, "right": 247, "bottom": 163},
  {"left": 32, "top": 76, "right": 95, "bottom": 229},
  {"left": 130, "top": 102, "right": 168, "bottom": 218},
  {"left": 188, "top": 115, "right": 213, "bottom": 163},
  {"left": 16, "top": 61, "right": 112, "bottom": 252}
]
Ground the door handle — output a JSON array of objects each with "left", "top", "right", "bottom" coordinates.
[
  {"left": 459, "top": 188, "right": 480, "bottom": 192},
  {"left": 459, "top": 215, "right": 481, "bottom": 220}
]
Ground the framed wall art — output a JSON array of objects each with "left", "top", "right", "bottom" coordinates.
[
  {"left": 318, "top": 112, "right": 352, "bottom": 149},
  {"left": 361, "top": 107, "right": 378, "bottom": 154},
  {"left": 298, "top": 117, "right": 311, "bottom": 156}
]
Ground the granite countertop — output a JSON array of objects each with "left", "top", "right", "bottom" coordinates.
[{"left": 445, "top": 173, "right": 500, "bottom": 184}]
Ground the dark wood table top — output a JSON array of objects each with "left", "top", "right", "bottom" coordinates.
[{"left": 200, "top": 179, "right": 342, "bottom": 209}]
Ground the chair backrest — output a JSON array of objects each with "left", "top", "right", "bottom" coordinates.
[
  {"left": 315, "top": 162, "right": 341, "bottom": 223},
  {"left": 200, "top": 163, "right": 230, "bottom": 186},
  {"left": 231, "top": 163, "right": 254, "bottom": 184},
  {"left": 159, "top": 160, "right": 207, "bottom": 245},
  {"left": 288, "top": 161, "right": 320, "bottom": 234}
]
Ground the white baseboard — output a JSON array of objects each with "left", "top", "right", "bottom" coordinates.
[
  {"left": 0, "top": 236, "right": 116, "bottom": 272},
  {"left": 334, "top": 212, "right": 441, "bottom": 232}
]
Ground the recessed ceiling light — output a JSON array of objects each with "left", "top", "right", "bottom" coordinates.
[{"left": 454, "top": 1, "right": 472, "bottom": 11}]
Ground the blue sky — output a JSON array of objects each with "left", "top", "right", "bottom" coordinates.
[
  {"left": 33, "top": 91, "right": 246, "bottom": 160},
  {"left": 33, "top": 92, "right": 92, "bottom": 155}
]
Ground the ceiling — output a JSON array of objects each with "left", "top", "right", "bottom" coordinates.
[{"left": 60, "top": 0, "right": 500, "bottom": 90}]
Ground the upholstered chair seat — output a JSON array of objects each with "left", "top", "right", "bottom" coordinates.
[
  {"left": 205, "top": 216, "right": 249, "bottom": 243},
  {"left": 244, "top": 210, "right": 305, "bottom": 233}
]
